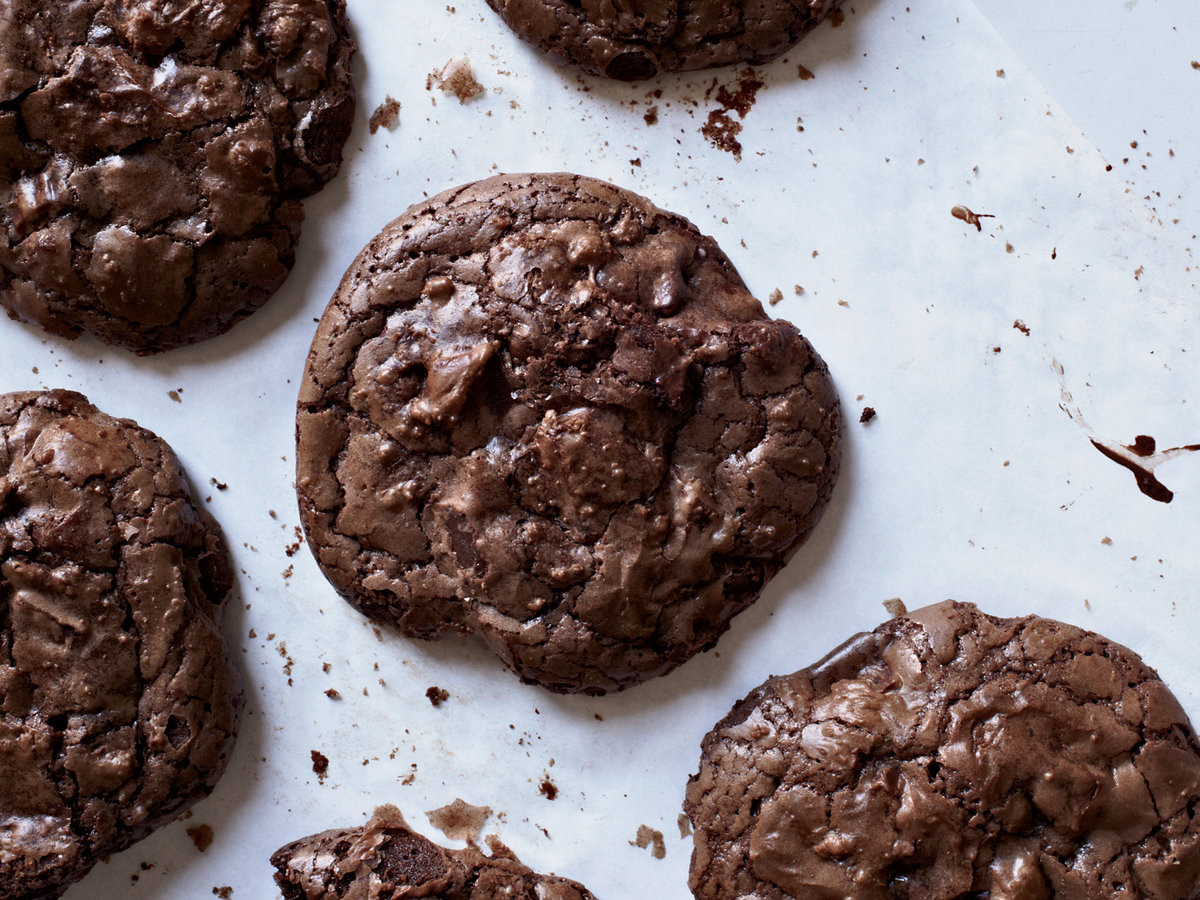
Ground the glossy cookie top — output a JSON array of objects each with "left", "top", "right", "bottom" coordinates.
[
  {"left": 0, "top": 389, "right": 241, "bottom": 898},
  {"left": 0, "top": 0, "right": 355, "bottom": 353},
  {"left": 297, "top": 172, "right": 841, "bottom": 694},
  {"left": 485, "top": 0, "right": 844, "bottom": 80},
  {"left": 686, "top": 601, "right": 1200, "bottom": 899}
]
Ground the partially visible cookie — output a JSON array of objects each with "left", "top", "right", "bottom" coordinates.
[
  {"left": 484, "top": 0, "right": 844, "bottom": 81},
  {"left": 0, "top": 390, "right": 241, "bottom": 899},
  {"left": 0, "top": 0, "right": 355, "bottom": 353},
  {"left": 686, "top": 601, "right": 1200, "bottom": 899},
  {"left": 271, "top": 805, "right": 596, "bottom": 899},
  {"left": 296, "top": 172, "right": 841, "bottom": 694}
]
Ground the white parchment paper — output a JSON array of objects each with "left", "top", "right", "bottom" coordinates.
[{"left": 1, "top": 1, "right": 1196, "bottom": 896}]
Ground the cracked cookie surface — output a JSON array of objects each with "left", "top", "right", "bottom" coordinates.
[
  {"left": 296, "top": 172, "right": 841, "bottom": 695},
  {"left": 0, "top": 0, "right": 355, "bottom": 354},
  {"left": 484, "top": 0, "right": 845, "bottom": 81},
  {"left": 685, "top": 601, "right": 1200, "bottom": 899},
  {"left": 0, "top": 390, "right": 241, "bottom": 899},
  {"left": 271, "top": 804, "right": 596, "bottom": 899}
]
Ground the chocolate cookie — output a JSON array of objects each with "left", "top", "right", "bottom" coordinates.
[
  {"left": 685, "top": 601, "right": 1200, "bottom": 899},
  {"left": 0, "top": 0, "right": 355, "bottom": 354},
  {"left": 484, "top": 0, "right": 844, "bottom": 81},
  {"left": 271, "top": 805, "right": 596, "bottom": 899},
  {"left": 296, "top": 172, "right": 841, "bottom": 694},
  {"left": 0, "top": 390, "right": 241, "bottom": 898}
]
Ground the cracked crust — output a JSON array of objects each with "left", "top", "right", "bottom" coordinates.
[
  {"left": 0, "top": 0, "right": 355, "bottom": 354},
  {"left": 685, "top": 601, "right": 1200, "bottom": 899},
  {"left": 296, "top": 172, "right": 841, "bottom": 695},
  {"left": 270, "top": 804, "right": 596, "bottom": 900},
  {"left": 0, "top": 390, "right": 241, "bottom": 899},
  {"left": 484, "top": 0, "right": 845, "bottom": 81}
]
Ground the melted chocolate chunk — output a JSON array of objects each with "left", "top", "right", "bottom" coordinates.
[
  {"left": 296, "top": 173, "right": 841, "bottom": 694},
  {"left": 0, "top": 390, "right": 241, "bottom": 899},
  {"left": 686, "top": 601, "right": 1200, "bottom": 899}
]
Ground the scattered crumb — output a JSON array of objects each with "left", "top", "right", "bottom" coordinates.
[
  {"left": 859, "top": 406, "right": 876, "bottom": 424},
  {"left": 427, "top": 799, "right": 492, "bottom": 841},
  {"left": 677, "top": 814, "right": 692, "bottom": 838},
  {"left": 209, "top": 478, "right": 228, "bottom": 491},
  {"left": 186, "top": 824, "right": 214, "bottom": 853},
  {"left": 643, "top": 106, "right": 658, "bottom": 126},
  {"left": 837, "top": 299, "right": 849, "bottom": 308},
  {"left": 311, "top": 749, "right": 330, "bottom": 783},
  {"left": 883, "top": 598, "right": 908, "bottom": 617},
  {"left": 793, "top": 284, "right": 803, "bottom": 295},
  {"left": 1051, "top": 247, "right": 1057, "bottom": 260},
  {"left": 322, "top": 661, "right": 331, "bottom": 673},
  {"left": 630, "top": 157, "right": 642, "bottom": 167},
  {"left": 1134, "top": 265, "right": 1144, "bottom": 281},
  {"left": 631, "top": 825, "right": 666, "bottom": 859},
  {"left": 995, "top": 68, "right": 1005, "bottom": 78},
  {"left": 212, "top": 888, "right": 233, "bottom": 899},
  {"left": 1193, "top": 60, "right": 1200, "bottom": 70},
  {"left": 829, "top": 8, "right": 845, "bottom": 26},
  {"left": 1012, "top": 319, "right": 1030, "bottom": 336},
  {"left": 1101, "top": 536, "right": 1113, "bottom": 546},
  {"left": 539, "top": 778, "right": 558, "bottom": 800},
  {"left": 368, "top": 95, "right": 401, "bottom": 133},
  {"left": 324, "top": 688, "right": 341, "bottom": 700},
  {"left": 1084, "top": 598, "right": 1092, "bottom": 610},
  {"left": 428, "top": 56, "right": 484, "bottom": 103},
  {"left": 951, "top": 205, "right": 995, "bottom": 232},
  {"left": 767, "top": 288, "right": 783, "bottom": 306},
  {"left": 426, "top": 686, "right": 450, "bottom": 707},
  {"left": 168, "top": 390, "right": 181, "bottom": 403},
  {"left": 796, "top": 64, "right": 815, "bottom": 80},
  {"left": 700, "top": 70, "right": 764, "bottom": 159},
  {"left": 1005, "top": 242, "right": 1014, "bottom": 253}
]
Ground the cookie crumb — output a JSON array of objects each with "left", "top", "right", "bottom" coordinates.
[
  {"left": 428, "top": 56, "right": 484, "bottom": 103},
  {"left": 643, "top": 106, "right": 659, "bottom": 125},
  {"left": 186, "top": 824, "right": 214, "bottom": 853},
  {"left": 209, "top": 478, "right": 228, "bottom": 491},
  {"left": 995, "top": 68, "right": 1005, "bottom": 78},
  {"left": 426, "top": 686, "right": 450, "bottom": 707},
  {"left": 631, "top": 825, "right": 666, "bottom": 859},
  {"left": 369, "top": 95, "right": 401, "bottom": 133},
  {"left": 951, "top": 205, "right": 995, "bottom": 232},
  {"left": 793, "top": 284, "right": 803, "bottom": 295},
  {"left": 1013, "top": 319, "right": 1030, "bottom": 336},
  {"left": 212, "top": 888, "right": 233, "bottom": 899},
  {"left": 311, "top": 750, "right": 330, "bottom": 783},
  {"left": 539, "top": 778, "right": 558, "bottom": 800},
  {"left": 630, "top": 157, "right": 642, "bottom": 167},
  {"left": 1101, "top": 536, "right": 1112, "bottom": 546},
  {"left": 797, "top": 64, "right": 815, "bottom": 80},
  {"left": 1005, "top": 242, "right": 1014, "bottom": 253},
  {"left": 324, "top": 688, "right": 341, "bottom": 700},
  {"left": 677, "top": 814, "right": 692, "bottom": 838},
  {"left": 859, "top": 407, "right": 876, "bottom": 424},
  {"left": 883, "top": 597, "right": 907, "bottom": 617},
  {"left": 168, "top": 390, "right": 181, "bottom": 403},
  {"left": 767, "top": 288, "right": 783, "bottom": 306},
  {"left": 427, "top": 798, "right": 492, "bottom": 841}
]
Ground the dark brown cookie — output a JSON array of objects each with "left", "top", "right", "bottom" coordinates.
[
  {"left": 0, "top": 0, "right": 355, "bottom": 354},
  {"left": 271, "top": 805, "right": 596, "bottom": 900},
  {"left": 484, "top": 0, "right": 844, "bottom": 81},
  {"left": 0, "top": 390, "right": 241, "bottom": 899},
  {"left": 685, "top": 601, "right": 1200, "bottom": 899},
  {"left": 296, "top": 172, "right": 841, "bottom": 695}
]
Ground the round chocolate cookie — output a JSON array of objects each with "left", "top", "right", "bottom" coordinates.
[
  {"left": 296, "top": 172, "right": 841, "bottom": 695},
  {"left": 0, "top": 390, "right": 241, "bottom": 898},
  {"left": 271, "top": 805, "right": 596, "bottom": 899},
  {"left": 685, "top": 601, "right": 1200, "bottom": 899},
  {"left": 0, "top": 0, "right": 355, "bottom": 354},
  {"left": 484, "top": 0, "right": 844, "bottom": 81}
]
